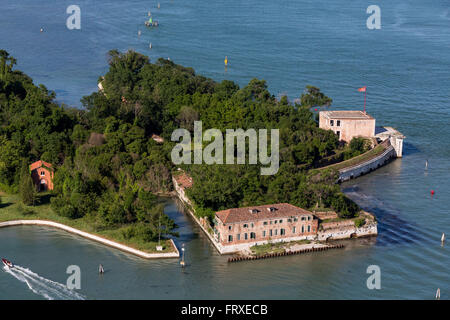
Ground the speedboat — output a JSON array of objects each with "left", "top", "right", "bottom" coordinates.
[{"left": 2, "top": 258, "right": 13, "bottom": 268}]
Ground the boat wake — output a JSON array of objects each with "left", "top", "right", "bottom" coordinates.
[{"left": 3, "top": 265, "right": 86, "bottom": 300}]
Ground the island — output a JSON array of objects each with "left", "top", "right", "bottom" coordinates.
[{"left": 0, "top": 49, "right": 403, "bottom": 259}]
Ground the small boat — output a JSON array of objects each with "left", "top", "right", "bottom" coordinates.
[
  {"left": 98, "top": 264, "right": 104, "bottom": 274},
  {"left": 2, "top": 258, "right": 13, "bottom": 268},
  {"left": 145, "top": 20, "right": 159, "bottom": 27}
]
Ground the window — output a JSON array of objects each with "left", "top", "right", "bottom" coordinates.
[
  {"left": 301, "top": 226, "right": 304, "bottom": 233},
  {"left": 228, "top": 235, "right": 233, "bottom": 242},
  {"left": 237, "top": 234, "right": 240, "bottom": 240},
  {"left": 243, "top": 224, "right": 248, "bottom": 228},
  {"left": 336, "top": 131, "right": 341, "bottom": 139},
  {"left": 274, "top": 220, "right": 277, "bottom": 224},
  {"left": 270, "top": 221, "right": 273, "bottom": 225},
  {"left": 308, "top": 226, "right": 311, "bottom": 232},
  {"left": 270, "top": 230, "right": 273, "bottom": 236},
  {"left": 279, "top": 220, "right": 283, "bottom": 223},
  {"left": 263, "top": 221, "right": 268, "bottom": 226},
  {"left": 293, "top": 227, "right": 296, "bottom": 233},
  {"left": 330, "top": 120, "right": 334, "bottom": 126},
  {"left": 301, "top": 217, "right": 306, "bottom": 221},
  {"left": 228, "top": 225, "right": 232, "bottom": 231},
  {"left": 40, "top": 171, "right": 45, "bottom": 176},
  {"left": 287, "top": 218, "right": 292, "bottom": 223},
  {"left": 263, "top": 231, "right": 266, "bottom": 237},
  {"left": 274, "top": 229, "right": 278, "bottom": 236},
  {"left": 251, "top": 223, "right": 254, "bottom": 228},
  {"left": 337, "top": 120, "right": 341, "bottom": 127},
  {"left": 250, "top": 232, "right": 256, "bottom": 239},
  {"left": 308, "top": 216, "right": 311, "bottom": 221},
  {"left": 280, "top": 229, "right": 285, "bottom": 236},
  {"left": 244, "top": 233, "right": 248, "bottom": 240},
  {"left": 294, "top": 218, "right": 298, "bottom": 222}
]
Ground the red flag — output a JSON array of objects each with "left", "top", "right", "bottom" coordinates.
[{"left": 358, "top": 86, "right": 367, "bottom": 92}]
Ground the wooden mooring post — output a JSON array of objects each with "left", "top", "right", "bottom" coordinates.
[{"left": 228, "top": 244, "right": 345, "bottom": 263}]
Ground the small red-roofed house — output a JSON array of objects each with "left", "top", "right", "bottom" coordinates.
[{"left": 30, "top": 160, "right": 54, "bottom": 191}]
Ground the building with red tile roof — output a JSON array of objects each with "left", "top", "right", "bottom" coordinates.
[
  {"left": 214, "top": 203, "right": 318, "bottom": 246},
  {"left": 30, "top": 160, "right": 54, "bottom": 191},
  {"left": 172, "top": 170, "right": 193, "bottom": 205}
]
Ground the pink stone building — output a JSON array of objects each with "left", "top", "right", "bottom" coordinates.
[
  {"left": 319, "top": 110, "right": 375, "bottom": 142},
  {"left": 214, "top": 203, "right": 318, "bottom": 246}
]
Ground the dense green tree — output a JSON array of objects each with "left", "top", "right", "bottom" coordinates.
[{"left": 18, "top": 163, "right": 36, "bottom": 206}]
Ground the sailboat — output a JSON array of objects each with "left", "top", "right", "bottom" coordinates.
[{"left": 145, "top": 16, "right": 159, "bottom": 27}]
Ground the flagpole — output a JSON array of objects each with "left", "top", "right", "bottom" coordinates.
[{"left": 364, "top": 90, "right": 366, "bottom": 113}]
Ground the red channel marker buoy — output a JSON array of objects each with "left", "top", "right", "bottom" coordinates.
[{"left": 431, "top": 190, "right": 435, "bottom": 196}]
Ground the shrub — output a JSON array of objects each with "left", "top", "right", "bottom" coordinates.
[{"left": 354, "top": 218, "right": 366, "bottom": 228}]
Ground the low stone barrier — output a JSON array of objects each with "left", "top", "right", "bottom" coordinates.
[
  {"left": 338, "top": 144, "right": 396, "bottom": 182},
  {"left": 0, "top": 220, "right": 179, "bottom": 259},
  {"left": 227, "top": 244, "right": 345, "bottom": 263}
]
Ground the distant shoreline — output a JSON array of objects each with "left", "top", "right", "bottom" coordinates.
[{"left": 0, "top": 220, "right": 179, "bottom": 260}]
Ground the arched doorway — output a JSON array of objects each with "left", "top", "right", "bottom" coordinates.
[{"left": 40, "top": 179, "right": 48, "bottom": 192}]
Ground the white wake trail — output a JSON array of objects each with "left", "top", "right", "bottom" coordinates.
[{"left": 3, "top": 265, "right": 86, "bottom": 300}]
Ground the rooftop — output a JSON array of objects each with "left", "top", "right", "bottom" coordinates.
[
  {"left": 173, "top": 171, "right": 193, "bottom": 189},
  {"left": 30, "top": 160, "right": 53, "bottom": 172},
  {"left": 321, "top": 110, "right": 374, "bottom": 120},
  {"left": 215, "top": 203, "right": 314, "bottom": 224}
]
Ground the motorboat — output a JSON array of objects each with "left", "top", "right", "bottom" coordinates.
[{"left": 2, "top": 258, "right": 13, "bottom": 268}]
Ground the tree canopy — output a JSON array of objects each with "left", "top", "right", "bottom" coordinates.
[{"left": 0, "top": 49, "right": 362, "bottom": 233}]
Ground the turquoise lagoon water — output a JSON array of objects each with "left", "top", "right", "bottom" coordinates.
[{"left": 0, "top": 0, "right": 449, "bottom": 299}]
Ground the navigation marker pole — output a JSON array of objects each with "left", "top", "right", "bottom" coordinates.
[{"left": 180, "top": 243, "right": 185, "bottom": 267}]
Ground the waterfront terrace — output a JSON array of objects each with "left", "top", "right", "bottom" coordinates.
[{"left": 214, "top": 203, "right": 318, "bottom": 248}]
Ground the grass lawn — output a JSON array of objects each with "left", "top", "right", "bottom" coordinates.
[
  {"left": 0, "top": 191, "right": 176, "bottom": 254},
  {"left": 320, "top": 144, "right": 387, "bottom": 171}
]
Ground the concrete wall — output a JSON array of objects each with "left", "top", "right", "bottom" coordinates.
[
  {"left": 375, "top": 126, "right": 405, "bottom": 157},
  {"left": 0, "top": 220, "right": 179, "bottom": 259},
  {"left": 337, "top": 144, "right": 396, "bottom": 183},
  {"left": 318, "top": 222, "right": 378, "bottom": 241}
]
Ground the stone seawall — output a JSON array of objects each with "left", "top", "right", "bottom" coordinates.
[
  {"left": 172, "top": 176, "right": 377, "bottom": 254},
  {"left": 0, "top": 220, "right": 180, "bottom": 259},
  {"left": 337, "top": 144, "right": 396, "bottom": 183},
  {"left": 318, "top": 222, "right": 377, "bottom": 241}
]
